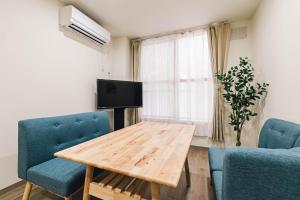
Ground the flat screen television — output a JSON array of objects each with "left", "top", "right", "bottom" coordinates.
[{"left": 97, "top": 79, "right": 143, "bottom": 109}]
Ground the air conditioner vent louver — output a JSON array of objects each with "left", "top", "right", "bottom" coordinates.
[
  {"left": 69, "top": 23, "right": 105, "bottom": 45},
  {"left": 59, "top": 5, "right": 110, "bottom": 46}
]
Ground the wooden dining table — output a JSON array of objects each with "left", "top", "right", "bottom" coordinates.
[{"left": 55, "top": 121, "right": 195, "bottom": 200}]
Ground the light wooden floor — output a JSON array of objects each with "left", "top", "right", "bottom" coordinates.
[{"left": 0, "top": 147, "right": 213, "bottom": 200}]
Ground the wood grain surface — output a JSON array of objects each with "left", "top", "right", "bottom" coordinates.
[{"left": 55, "top": 121, "right": 195, "bottom": 188}]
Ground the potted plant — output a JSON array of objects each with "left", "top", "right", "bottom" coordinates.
[{"left": 216, "top": 57, "right": 269, "bottom": 146}]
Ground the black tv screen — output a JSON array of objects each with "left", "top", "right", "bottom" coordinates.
[{"left": 97, "top": 79, "right": 143, "bottom": 108}]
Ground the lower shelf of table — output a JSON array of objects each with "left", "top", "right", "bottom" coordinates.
[{"left": 89, "top": 171, "right": 150, "bottom": 200}]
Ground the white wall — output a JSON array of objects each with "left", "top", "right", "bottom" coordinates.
[
  {"left": 252, "top": 0, "right": 300, "bottom": 125},
  {"left": 111, "top": 37, "right": 131, "bottom": 81},
  {"left": 228, "top": 21, "right": 253, "bottom": 68},
  {"left": 0, "top": 0, "right": 111, "bottom": 189}
]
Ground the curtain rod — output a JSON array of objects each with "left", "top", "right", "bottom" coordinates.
[{"left": 131, "top": 21, "right": 229, "bottom": 42}]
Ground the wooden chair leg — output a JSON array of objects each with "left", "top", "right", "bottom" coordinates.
[{"left": 22, "top": 181, "right": 32, "bottom": 200}]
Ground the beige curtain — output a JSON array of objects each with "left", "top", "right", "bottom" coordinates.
[
  {"left": 207, "top": 23, "right": 231, "bottom": 142},
  {"left": 130, "top": 39, "right": 142, "bottom": 124}
]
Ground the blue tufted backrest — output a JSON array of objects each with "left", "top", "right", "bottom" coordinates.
[
  {"left": 258, "top": 118, "right": 300, "bottom": 149},
  {"left": 18, "top": 111, "right": 109, "bottom": 180}
]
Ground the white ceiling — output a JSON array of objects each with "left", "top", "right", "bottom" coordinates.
[{"left": 60, "top": 0, "right": 261, "bottom": 38}]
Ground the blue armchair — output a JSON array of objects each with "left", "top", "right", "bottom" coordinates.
[
  {"left": 18, "top": 111, "right": 110, "bottom": 200},
  {"left": 208, "top": 118, "right": 300, "bottom": 200}
]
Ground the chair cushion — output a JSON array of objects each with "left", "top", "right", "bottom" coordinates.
[
  {"left": 212, "top": 171, "right": 223, "bottom": 200},
  {"left": 208, "top": 147, "right": 226, "bottom": 171},
  {"left": 18, "top": 111, "right": 109, "bottom": 180},
  {"left": 27, "top": 158, "right": 102, "bottom": 197},
  {"left": 258, "top": 118, "right": 300, "bottom": 149}
]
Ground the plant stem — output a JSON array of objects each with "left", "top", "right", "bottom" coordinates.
[{"left": 236, "top": 128, "right": 242, "bottom": 146}]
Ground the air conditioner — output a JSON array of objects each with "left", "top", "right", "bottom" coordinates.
[{"left": 59, "top": 5, "right": 111, "bottom": 45}]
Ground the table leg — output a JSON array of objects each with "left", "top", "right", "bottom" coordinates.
[
  {"left": 151, "top": 182, "right": 160, "bottom": 200},
  {"left": 185, "top": 158, "right": 191, "bottom": 187},
  {"left": 83, "top": 165, "right": 94, "bottom": 200}
]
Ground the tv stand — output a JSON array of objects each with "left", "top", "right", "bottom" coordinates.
[{"left": 114, "top": 108, "right": 125, "bottom": 131}]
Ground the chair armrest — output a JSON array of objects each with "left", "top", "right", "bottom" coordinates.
[{"left": 223, "top": 147, "right": 300, "bottom": 200}]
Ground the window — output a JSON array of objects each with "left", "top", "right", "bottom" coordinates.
[{"left": 140, "top": 30, "right": 213, "bottom": 136}]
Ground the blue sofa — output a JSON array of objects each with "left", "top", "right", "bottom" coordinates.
[
  {"left": 18, "top": 111, "right": 110, "bottom": 200},
  {"left": 208, "top": 118, "right": 300, "bottom": 200}
]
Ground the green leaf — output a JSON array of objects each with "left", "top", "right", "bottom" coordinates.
[{"left": 218, "top": 57, "right": 269, "bottom": 132}]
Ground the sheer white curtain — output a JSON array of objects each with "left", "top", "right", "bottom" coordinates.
[{"left": 140, "top": 30, "right": 213, "bottom": 136}]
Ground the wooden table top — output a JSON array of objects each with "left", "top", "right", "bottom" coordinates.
[{"left": 55, "top": 121, "right": 195, "bottom": 188}]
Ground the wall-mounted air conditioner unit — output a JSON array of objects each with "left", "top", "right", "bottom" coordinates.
[{"left": 59, "top": 5, "right": 111, "bottom": 45}]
